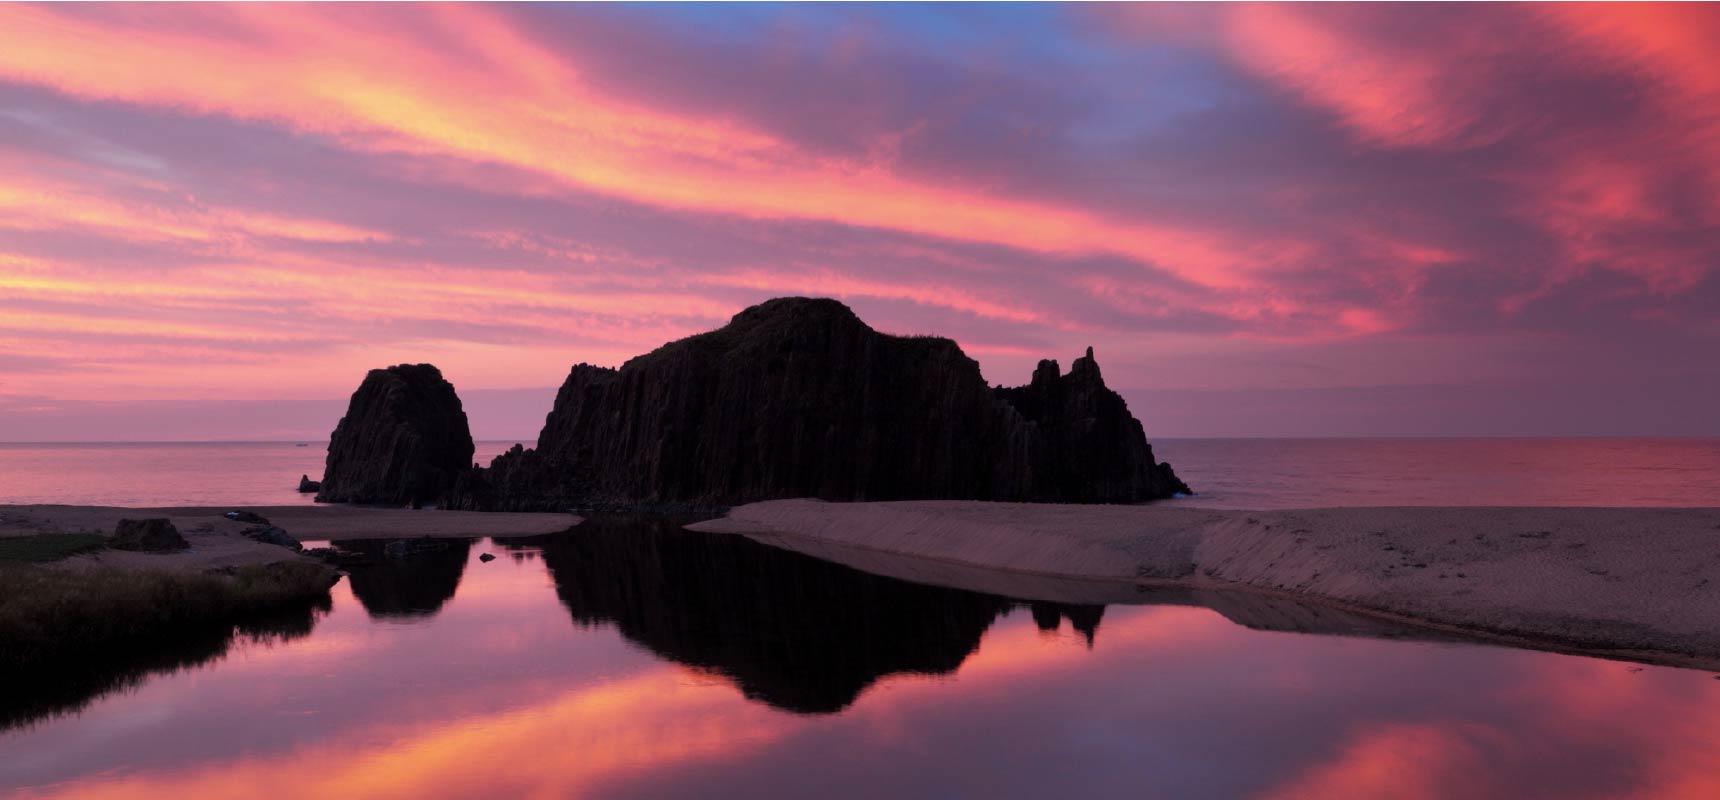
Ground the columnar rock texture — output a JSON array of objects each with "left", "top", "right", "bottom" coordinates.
[
  {"left": 444, "top": 297, "right": 1187, "bottom": 510},
  {"left": 316, "top": 364, "right": 475, "bottom": 507}
]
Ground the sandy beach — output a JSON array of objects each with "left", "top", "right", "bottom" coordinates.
[
  {"left": 692, "top": 500, "right": 1720, "bottom": 668},
  {"left": 1, "top": 504, "right": 581, "bottom": 571}
]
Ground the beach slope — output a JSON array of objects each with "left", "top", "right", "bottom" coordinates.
[{"left": 691, "top": 500, "right": 1720, "bottom": 667}]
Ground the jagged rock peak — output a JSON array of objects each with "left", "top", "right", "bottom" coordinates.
[
  {"left": 1031, "top": 359, "right": 1060, "bottom": 386},
  {"left": 1069, "top": 346, "right": 1102, "bottom": 382}
]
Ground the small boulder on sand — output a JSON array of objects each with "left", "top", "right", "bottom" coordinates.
[
  {"left": 111, "top": 518, "right": 189, "bottom": 552},
  {"left": 241, "top": 525, "right": 304, "bottom": 552}
]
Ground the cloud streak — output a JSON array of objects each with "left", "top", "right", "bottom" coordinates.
[{"left": 0, "top": 3, "right": 1714, "bottom": 436}]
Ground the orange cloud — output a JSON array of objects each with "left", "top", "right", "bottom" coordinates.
[
  {"left": 1216, "top": 6, "right": 1501, "bottom": 149},
  {"left": 0, "top": 3, "right": 1269, "bottom": 292}
]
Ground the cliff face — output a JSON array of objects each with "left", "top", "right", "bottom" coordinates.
[
  {"left": 443, "top": 297, "right": 1186, "bottom": 509},
  {"left": 316, "top": 364, "right": 475, "bottom": 507}
]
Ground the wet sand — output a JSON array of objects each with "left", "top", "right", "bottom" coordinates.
[
  {"left": 1, "top": 505, "right": 581, "bottom": 572},
  {"left": 691, "top": 500, "right": 1720, "bottom": 668}
]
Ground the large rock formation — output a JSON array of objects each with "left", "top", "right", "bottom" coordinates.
[
  {"left": 443, "top": 297, "right": 1187, "bottom": 509},
  {"left": 315, "top": 364, "right": 474, "bottom": 507}
]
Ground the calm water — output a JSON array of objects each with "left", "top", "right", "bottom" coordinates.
[
  {"left": 2, "top": 438, "right": 1717, "bottom": 508},
  {"left": 5, "top": 441, "right": 1720, "bottom": 798},
  {"left": 4, "top": 516, "right": 1720, "bottom": 799},
  {"left": 0, "top": 442, "right": 526, "bottom": 507}
]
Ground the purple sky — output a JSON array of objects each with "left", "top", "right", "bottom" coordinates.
[{"left": 0, "top": 3, "right": 1715, "bottom": 440}]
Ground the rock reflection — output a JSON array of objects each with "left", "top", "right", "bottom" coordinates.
[
  {"left": 1029, "top": 602, "right": 1105, "bottom": 645},
  {"left": 535, "top": 515, "right": 1105, "bottom": 714},
  {"left": 333, "top": 539, "right": 474, "bottom": 619}
]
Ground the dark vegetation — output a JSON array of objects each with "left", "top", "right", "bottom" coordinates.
[
  {"left": 0, "top": 533, "right": 108, "bottom": 564},
  {"left": 0, "top": 560, "right": 338, "bottom": 731}
]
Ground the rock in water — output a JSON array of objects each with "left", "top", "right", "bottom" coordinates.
[
  {"left": 441, "top": 297, "right": 1187, "bottom": 509},
  {"left": 297, "top": 474, "right": 321, "bottom": 493},
  {"left": 316, "top": 364, "right": 474, "bottom": 507},
  {"left": 112, "top": 518, "right": 189, "bottom": 552}
]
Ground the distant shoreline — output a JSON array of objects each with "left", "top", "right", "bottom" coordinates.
[
  {"left": 4, "top": 436, "right": 1718, "bottom": 445},
  {"left": 1, "top": 505, "right": 581, "bottom": 573},
  {"left": 691, "top": 500, "right": 1720, "bottom": 671}
]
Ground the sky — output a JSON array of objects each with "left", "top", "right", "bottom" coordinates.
[{"left": 0, "top": 2, "right": 1715, "bottom": 441}]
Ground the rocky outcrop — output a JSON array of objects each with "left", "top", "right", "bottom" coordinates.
[
  {"left": 315, "top": 364, "right": 474, "bottom": 507},
  {"left": 995, "top": 348, "right": 1189, "bottom": 501},
  {"left": 111, "top": 518, "right": 188, "bottom": 552},
  {"left": 444, "top": 297, "right": 1186, "bottom": 509},
  {"left": 296, "top": 475, "right": 320, "bottom": 493},
  {"left": 240, "top": 525, "right": 303, "bottom": 552}
]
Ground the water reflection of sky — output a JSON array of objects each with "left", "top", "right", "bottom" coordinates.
[{"left": 5, "top": 535, "right": 1720, "bottom": 800}]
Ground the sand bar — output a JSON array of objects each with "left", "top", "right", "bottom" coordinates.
[
  {"left": 2, "top": 504, "right": 581, "bottom": 572},
  {"left": 692, "top": 500, "right": 1720, "bottom": 668}
]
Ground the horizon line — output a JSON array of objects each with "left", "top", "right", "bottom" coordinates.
[{"left": 3, "top": 435, "right": 1718, "bottom": 446}]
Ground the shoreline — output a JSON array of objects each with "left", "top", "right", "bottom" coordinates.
[
  {"left": 1, "top": 504, "right": 583, "bottom": 572},
  {"left": 690, "top": 499, "right": 1720, "bottom": 671}
]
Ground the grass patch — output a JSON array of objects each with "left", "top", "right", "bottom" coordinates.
[
  {"left": 0, "top": 560, "right": 338, "bottom": 669},
  {"left": 0, "top": 533, "right": 109, "bottom": 564},
  {"left": 0, "top": 560, "right": 338, "bottom": 731}
]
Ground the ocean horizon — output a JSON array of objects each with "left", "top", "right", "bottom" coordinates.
[{"left": 6, "top": 437, "right": 1717, "bottom": 510}]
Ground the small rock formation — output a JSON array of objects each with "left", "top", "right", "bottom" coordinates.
[
  {"left": 441, "top": 297, "right": 1187, "bottom": 509},
  {"left": 111, "top": 518, "right": 189, "bottom": 552},
  {"left": 315, "top": 364, "right": 474, "bottom": 507},
  {"left": 296, "top": 475, "right": 320, "bottom": 493},
  {"left": 224, "top": 510, "right": 269, "bottom": 525},
  {"left": 478, "top": 553, "right": 497, "bottom": 563},
  {"left": 240, "top": 525, "right": 303, "bottom": 552}
]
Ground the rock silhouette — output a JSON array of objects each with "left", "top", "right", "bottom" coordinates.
[
  {"left": 440, "top": 297, "right": 1187, "bottom": 510},
  {"left": 532, "top": 515, "right": 1028, "bottom": 713},
  {"left": 996, "top": 347, "right": 1187, "bottom": 502},
  {"left": 110, "top": 518, "right": 187, "bottom": 552},
  {"left": 333, "top": 538, "right": 473, "bottom": 619},
  {"left": 316, "top": 364, "right": 474, "bottom": 507}
]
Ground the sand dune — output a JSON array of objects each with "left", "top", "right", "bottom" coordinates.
[{"left": 691, "top": 500, "right": 1720, "bottom": 668}]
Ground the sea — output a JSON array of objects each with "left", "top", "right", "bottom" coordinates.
[
  {"left": 2, "top": 437, "right": 1716, "bottom": 508},
  {"left": 4, "top": 438, "right": 1720, "bottom": 798}
]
